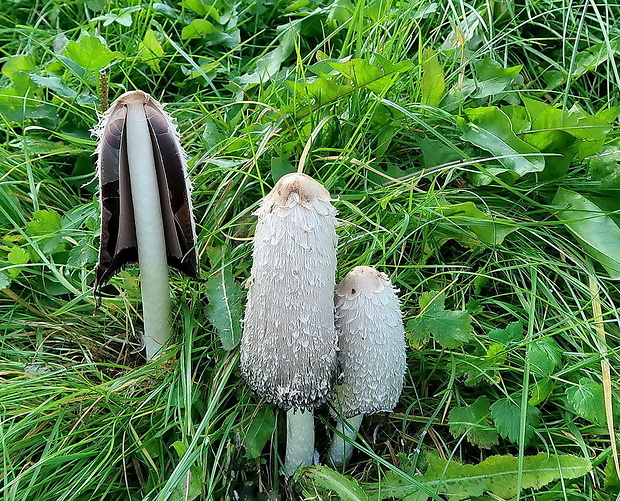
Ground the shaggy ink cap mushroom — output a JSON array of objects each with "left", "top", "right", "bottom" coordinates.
[
  {"left": 327, "top": 266, "right": 406, "bottom": 466},
  {"left": 94, "top": 90, "right": 197, "bottom": 360},
  {"left": 240, "top": 172, "right": 338, "bottom": 411},
  {"left": 240, "top": 172, "right": 338, "bottom": 476}
]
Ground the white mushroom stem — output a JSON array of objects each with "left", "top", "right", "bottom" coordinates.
[
  {"left": 327, "top": 413, "right": 364, "bottom": 468},
  {"left": 125, "top": 101, "right": 170, "bottom": 360},
  {"left": 284, "top": 410, "right": 315, "bottom": 476}
]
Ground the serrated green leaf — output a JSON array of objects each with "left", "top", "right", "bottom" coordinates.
[
  {"left": 490, "top": 398, "right": 540, "bottom": 445},
  {"left": 553, "top": 187, "right": 620, "bottom": 279},
  {"left": 299, "top": 465, "right": 370, "bottom": 501},
  {"left": 461, "top": 106, "right": 545, "bottom": 176},
  {"left": 205, "top": 268, "right": 242, "bottom": 350},
  {"left": 421, "top": 48, "right": 445, "bottom": 106},
  {"left": 28, "top": 75, "right": 78, "bottom": 99},
  {"left": 63, "top": 33, "right": 118, "bottom": 70},
  {"left": 408, "top": 291, "right": 473, "bottom": 349},
  {"left": 566, "top": 378, "right": 606, "bottom": 426},
  {"left": 8, "top": 245, "right": 30, "bottom": 266},
  {"left": 459, "top": 343, "right": 506, "bottom": 386},
  {"left": 448, "top": 396, "right": 498, "bottom": 449},
  {"left": 528, "top": 337, "right": 562, "bottom": 377},
  {"left": 365, "top": 453, "right": 590, "bottom": 500},
  {"left": 26, "top": 209, "right": 61, "bottom": 235},
  {"left": 489, "top": 320, "right": 524, "bottom": 345},
  {"left": 244, "top": 406, "right": 276, "bottom": 458}
]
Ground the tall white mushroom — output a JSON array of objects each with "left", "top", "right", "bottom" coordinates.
[
  {"left": 327, "top": 266, "right": 406, "bottom": 467},
  {"left": 240, "top": 173, "right": 338, "bottom": 476},
  {"left": 94, "top": 90, "right": 198, "bottom": 360}
]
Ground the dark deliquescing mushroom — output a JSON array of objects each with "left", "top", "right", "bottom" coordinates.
[
  {"left": 327, "top": 266, "right": 406, "bottom": 467},
  {"left": 240, "top": 173, "right": 338, "bottom": 476},
  {"left": 94, "top": 90, "right": 198, "bottom": 360}
]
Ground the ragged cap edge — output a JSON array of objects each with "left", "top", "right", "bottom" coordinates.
[{"left": 91, "top": 91, "right": 188, "bottom": 175}]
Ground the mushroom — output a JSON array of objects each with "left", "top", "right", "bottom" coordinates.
[
  {"left": 326, "top": 266, "right": 406, "bottom": 467},
  {"left": 240, "top": 172, "right": 338, "bottom": 476},
  {"left": 94, "top": 90, "right": 198, "bottom": 360}
]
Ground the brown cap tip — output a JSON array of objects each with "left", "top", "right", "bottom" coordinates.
[{"left": 268, "top": 173, "right": 331, "bottom": 206}]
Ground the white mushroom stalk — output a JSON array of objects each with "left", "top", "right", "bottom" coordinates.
[
  {"left": 327, "top": 266, "right": 406, "bottom": 467},
  {"left": 94, "top": 90, "right": 198, "bottom": 360},
  {"left": 240, "top": 173, "right": 338, "bottom": 476}
]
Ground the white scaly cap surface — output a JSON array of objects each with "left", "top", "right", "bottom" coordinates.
[
  {"left": 240, "top": 173, "right": 338, "bottom": 411},
  {"left": 333, "top": 266, "right": 406, "bottom": 417}
]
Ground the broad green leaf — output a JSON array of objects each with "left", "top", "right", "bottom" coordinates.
[
  {"left": 489, "top": 320, "right": 524, "bottom": 345},
  {"left": 270, "top": 157, "right": 295, "bottom": 182},
  {"left": 181, "top": 0, "right": 220, "bottom": 20},
  {"left": 408, "top": 291, "right": 473, "bottom": 349},
  {"left": 329, "top": 57, "right": 411, "bottom": 93},
  {"left": 523, "top": 98, "right": 610, "bottom": 165},
  {"left": 573, "top": 41, "right": 620, "bottom": 79},
  {"left": 529, "top": 378, "right": 554, "bottom": 406},
  {"left": 527, "top": 337, "right": 562, "bottom": 377},
  {"left": 244, "top": 406, "right": 276, "bottom": 458},
  {"left": 63, "top": 33, "right": 118, "bottom": 70},
  {"left": 181, "top": 19, "right": 218, "bottom": 40},
  {"left": 419, "top": 138, "right": 462, "bottom": 169},
  {"left": 29, "top": 75, "right": 78, "bottom": 99},
  {"left": 461, "top": 106, "right": 545, "bottom": 176},
  {"left": 2, "top": 55, "right": 36, "bottom": 81},
  {"left": 288, "top": 77, "right": 352, "bottom": 106},
  {"left": 421, "top": 48, "right": 445, "bottom": 106},
  {"left": 566, "top": 378, "right": 605, "bottom": 426},
  {"left": 448, "top": 396, "right": 498, "bottom": 448},
  {"left": 552, "top": 187, "right": 620, "bottom": 279},
  {"left": 237, "top": 26, "right": 296, "bottom": 86},
  {"left": 365, "top": 453, "right": 591, "bottom": 500},
  {"left": 26, "top": 209, "right": 61, "bottom": 235},
  {"left": 205, "top": 267, "right": 242, "bottom": 350},
  {"left": 490, "top": 398, "right": 540, "bottom": 445},
  {"left": 0, "top": 273, "right": 10, "bottom": 289},
  {"left": 588, "top": 140, "right": 620, "bottom": 188},
  {"left": 299, "top": 466, "right": 370, "bottom": 501},
  {"left": 138, "top": 30, "right": 164, "bottom": 69},
  {"left": 436, "top": 201, "right": 518, "bottom": 247},
  {"left": 0, "top": 89, "right": 57, "bottom": 122}
]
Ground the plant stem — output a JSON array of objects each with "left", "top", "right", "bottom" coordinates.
[
  {"left": 284, "top": 409, "right": 315, "bottom": 477},
  {"left": 327, "top": 414, "right": 364, "bottom": 468},
  {"left": 125, "top": 100, "right": 171, "bottom": 360}
]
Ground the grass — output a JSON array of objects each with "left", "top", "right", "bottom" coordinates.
[{"left": 1, "top": 0, "right": 620, "bottom": 499}]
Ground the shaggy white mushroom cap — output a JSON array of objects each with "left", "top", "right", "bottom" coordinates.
[
  {"left": 241, "top": 173, "right": 338, "bottom": 411},
  {"left": 333, "top": 266, "right": 406, "bottom": 417}
]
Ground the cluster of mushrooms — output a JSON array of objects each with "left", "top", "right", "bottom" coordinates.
[
  {"left": 94, "top": 90, "right": 406, "bottom": 476},
  {"left": 241, "top": 173, "right": 407, "bottom": 474}
]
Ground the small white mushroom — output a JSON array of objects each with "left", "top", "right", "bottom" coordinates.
[
  {"left": 327, "top": 266, "right": 406, "bottom": 467},
  {"left": 240, "top": 173, "right": 338, "bottom": 476}
]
